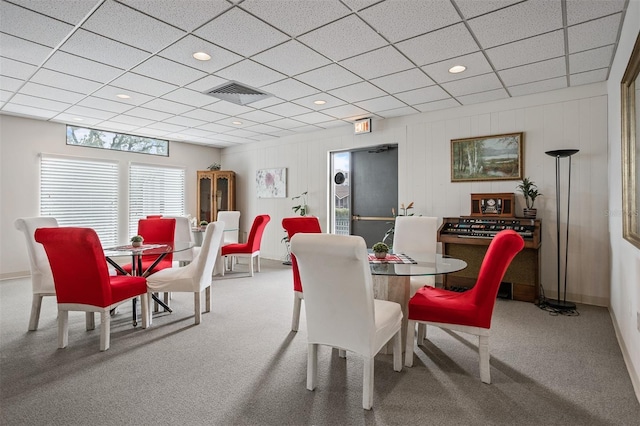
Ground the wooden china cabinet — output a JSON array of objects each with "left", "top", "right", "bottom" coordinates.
[{"left": 197, "top": 170, "right": 236, "bottom": 223}]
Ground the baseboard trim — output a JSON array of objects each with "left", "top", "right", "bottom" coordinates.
[{"left": 609, "top": 307, "right": 640, "bottom": 404}]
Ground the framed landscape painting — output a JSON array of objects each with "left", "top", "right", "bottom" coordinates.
[{"left": 451, "top": 132, "right": 523, "bottom": 182}]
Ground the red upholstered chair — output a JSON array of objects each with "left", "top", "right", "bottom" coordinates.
[
  {"left": 121, "top": 218, "right": 176, "bottom": 275},
  {"left": 404, "top": 229, "right": 525, "bottom": 384},
  {"left": 34, "top": 227, "right": 149, "bottom": 351},
  {"left": 221, "top": 215, "right": 270, "bottom": 277},
  {"left": 282, "top": 216, "right": 322, "bottom": 331}
]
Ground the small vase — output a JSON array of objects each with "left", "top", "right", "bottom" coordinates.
[
  {"left": 375, "top": 251, "right": 387, "bottom": 259},
  {"left": 523, "top": 208, "right": 537, "bottom": 219},
  {"left": 132, "top": 241, "right": 142, "bottom": 247}
]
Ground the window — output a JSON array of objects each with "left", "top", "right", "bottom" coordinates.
[
  {"left": 40, "top": 154, "right": 119, "bottom": 246},
  {"left": 66, "top": 125, "right": 169, "bottom": 157},
  {"left": 128, "top": 163, "right": 185, "bottom": 236}
]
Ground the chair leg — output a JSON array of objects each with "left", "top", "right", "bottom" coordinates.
[
  {"left": 338, "top": 349, "right": 346, "bottom": 358},
  {"left": 417, "top": 323, "right": 426, "bottom": 345},
  {"left": 405, "top": 320, "right": 416, "bottom": 367},
  {"left": 85, "top": 312, "right": 95, "bottom": 330},
  {"left": 147, "top": 292, "right": 153, "bottom": 326},
  {"left": 479, "top": 334, "right": 491, "bottom": 384},
  {"left": 28, "top": 294, "right": 44, "bottom": 331},
  {"left": 100, "top": 310, "right": 110, "bottom": 351},
  {"left": 307, "top": 343, "right": 318, "bottom": 391},
  {"left": 249, "top": 256, "right": 254, "bottom": 277},
  {"left": 140, "top": 293, "right": 149, "bottom": 329},
  {"left": 194, "top": 291, "right": 201, "bottom": 325},
  {"left": 58, "top": 309, "right": 69, "bottom": 349},
  {"left": 393, "top": 330, "right": 402, "bottom": 372},
  {"left": 205, "top": 286, "right": 211, "bottom": 313},
  {"left": 363, "top": 356, "right": 374, "bottom": 410},
  {"left": 256, "top": 255, "right": 261, "bottom": 273},
  {"left": 291, "top": 293, "right": 302, "bottom": 332}
]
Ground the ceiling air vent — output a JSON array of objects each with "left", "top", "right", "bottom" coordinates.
[{"left": 203, "top": 81, "right": 273, "bottom": 105}]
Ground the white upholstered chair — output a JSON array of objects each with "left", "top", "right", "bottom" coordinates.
[
  {"left": 14, "top": 216, "right": 59, "bottom": 331},
  {"left": 392, "top": 216, "right": 439, "bottom": 296},
  {"left": 163, "top": 216, "right": 197, "bottom": 266},
  {"left": 216, "top": 210, "right": 240, "bottom": 270},
  {"left": 146, "top": 221, "right": 224, "bottom": 325},
  {"left": 290, "top": 233, "right": 403, "bottom": 410}
]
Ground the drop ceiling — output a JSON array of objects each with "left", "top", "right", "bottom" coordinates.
[{"left": 0, "top": 0, "right": 629, "bottom": 148}]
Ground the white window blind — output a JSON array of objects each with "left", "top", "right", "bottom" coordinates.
[
  {"left": 40, "top": 155, "right": 119, "bottom": 246},
  {"left": 129, "top": 163, "right": 185, "bottom": 236}
]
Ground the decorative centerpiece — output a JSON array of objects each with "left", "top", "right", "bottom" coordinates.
[
  {"left": 130, "top": 235, "right": 144, "bottom": 247},
  {"left": 207, "top": 162, "right": 221, "bottom": 171},
  {"left": 516, "top": 177, "right": 542, "bottom": 218},
  {"left": 372, "top": 242, "right": 389, "bottom": 259}
]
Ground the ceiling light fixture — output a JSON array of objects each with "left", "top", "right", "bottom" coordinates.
[
  {"left": 448, "top": 65, "right": 466, "bottom": 74},
  {"left": 72, "top": 117, "right": 83, "bottom": 121},
  {"left": 232, "top": 121, "right": 242, "bottom": 125},
  {"left": 116, "top": 94, "right": 131, "bottom": 99},
  {"left": 313, "top": 100, "right": 326, "bottom": 105},
  {"left": 193, "top": 52, "right": 211, "bottom": 61}
]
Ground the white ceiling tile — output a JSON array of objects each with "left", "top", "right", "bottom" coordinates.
[
  {"left": 161, "top": 88, "right": 215, "bottom": 108},
  {"left": 422, "top": 51, "right": 493, "bottom": 84},
  {"left": 340, "top": 46, "right": 414, "bottom": 80},
  {"left": 182, "top": 108, "right": 229, "bottom": 122},
  {"left": 320, "top": 104, "right": 370, "bottom": 119},
  {"left": 9, "top": 0, "right": 98, "bottom": 24},
  {"left": 253, "top": 40, "right": 331, "bottom": 77},
  {"left": 241, "top": 0, "right": 350, "bottom": 37},
  {"left": 10, "top": 93, "right": 71, "bottom": 112},
  {"left": 566, "top": 0, "right": 626, "bottom": 25},
  {"left": 142, "top": 98, "right": 194, "bottom": 115},
  {"left": 223, "top": 128, "right": 261, "bottom": 139},
  {"left": 263, "top": 102, "right": 312, "bottom": 117},
  {"left": 122, "top": 0, "right": 232, "bottom": 32},
  {"left": 92, "top": 86, "right": 155, "bottom": 106},
  {"left": 0, "top": 90, "right": 13, "bottom": 103},
  {"left": 468, "top": 1, "right": 563, "bottom": 48},
  {"left": 147, "top": 121, "right": 187, "bottom": 133},
  {"left": 267, "top": 117, "right": 307, "bottom": 129},
  {"left": 158, "top": 35, "right": 243, "bottom": 74},
  {"left": 291, "top": 93, "right": 346, "bottom": 110},
  {"left": 194, "top": 8, "right": 289, "bottom": 57},
  {"left": 124, "top": 106, "right": 173, "bottom": 121},
  {"left": 60, "top": 29, "right": 151, "bottom": 70},
  {"left": 111, "top": 73, "right": 177, "bottom": 97},
  {"left": 236, "top": 109, "right": 282, "bottom": 123},
  {"left": 413, "top": 97, "right": 460, "bottom": 113},
  {"left": 261, "top": 79, "right": 319, "bottom": 101},
  {"left": 180, "top": 128, "right": 218, "bottom": 138},
  {"left": 360, "top": 0, "right": 460, "bottom": 42},
  {"left": 507, "top": 76, "right": 567, "bottom": 97},
  {"left": 77, "top": 96, "right": 134, "bottom": 113},
  {"left": 570, "top": 68, "right": 609, "bottom": 86},
  {"left": 18, "top": 82, "right": 85, "bottom": 103},
  {"left": 0, "top": 75, "right": 25, "bottom": 92},
  {"left": 136, "top": 127, "right": 171, "bottom": 137},
  {"left": 455, "top": 0, "right": 521, "bottom": 19},
  {"left": 83, "top": 0, "right": 185, "bottom": 52},
  {"left": 370, "top": 68, "right": 434, "bottom": 93},
  {"left": 394, "top": 85, "right": 450, "bottom": 105},
  {"left": 316, "top": 119, "right": 349, "bottom": 129},
  {"left": 244, "top": 123, "right": 283, "bottom": 134},
  {"left": 63, "top": 105, "right": 118, "bottom": 120},
  {"left": 290, "top": 111, "right": 334, "bottom": 124},
  {"left": 0, "top": 33, "right": 53, "bottom": 65},
  {"left": 202, "top": 100, "right": 253, "bottom": 116},
  {"left": 186, "top": 75, "right": 229, "bottom": 93},
  {"left": 329, "top": 81, "right": 387, "bottom": 103},
  {"left": 442, "top": 73, "right": 503, "bottom": 97},
  {"left": 298, "top": 15, "right": 387, "bottom": 62},
  {"left": 1, "top": 103, "right": 59, "bottom": 119},
  {"left": 341, "top": 0, "right": 380, "bottom": 12},
  {"left": 568, "top": 14, "right": 621, "bottom": 54},
  {"left": 108, "top": 114, "right": 155, "bottom": 127},
  {"left": 215, "top": 60, "right": 286, "bottom": 88},
  {"left": 132, "top": 57, "right": 207, "bottom": 87},
  {"left": 196, "top": 122, "right": 235, "bottom": 133},
  {"left": 0, "top": 1, "right": 73, "bottom": 47},
  {"left": 96, "top": 121, "right": 139, "bottom": 132},
  {"left": 396, "top": 23, "right": 479, "bottom": 66},
  {"left": 268, "top": 128, "right": 296, "bottom": 137},
  {"left": 44, "top": 51, "right": 124, "bottom": 83},
  {"left": 0, "top": 57, "right": 37, "bottom": 80},
  {"left": 246, "top": 97, "right": 284, "bottom": 109},
  {"left": 569, "top": 45, "right": 615, "bottom": 74},
  {"left": 162, "top": 115, "right": 207, "bottom": 128},
  {"left": 291, "top": 124, "right": 323, "bottom": 133},
  {"left": 295, "top": 64, "right": 362, "bottom": 91},
  {"left": 457, "top": 88, "right": 509, "bottom": 105},
  {"left": 216, "top": 117, "right": 258, "bottom": 129},
  {"left": 498, "top": 57, "right": 566, "bottom": 87},
  {"left": 52, "top": 113, "right": 102, "bottom": 126},
  {"left": 485, "top": 30, "right": 565, "bottom": 70},
  {"left": 375, "top": 106, "right": 419, "bottom": 118},
  {"left": 30, "top": 69, "right": 102, "bottom": 94},
  {"left": 354, "top": 95, "right": 406, "bottom": 112}
]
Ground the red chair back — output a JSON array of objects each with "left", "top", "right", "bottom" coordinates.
[
  {"left": 247, "top": 215, "right": 271, "bottom": 252},
  {"left": 282, "top": 217, "right": 321, "bottom": 292},
  {"left": 138, "top": 218, "right": 176, "bottom": 264},
  {"left": 35, "top": 227, "right": 113, "bottom": 307}
]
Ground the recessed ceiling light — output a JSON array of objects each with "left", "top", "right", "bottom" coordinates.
[
  {"left": 72, "top": 117, "right": 83, "bottom": 121},
  {"left": 232, "top": 121, "right": 242, "bottom": 125},
  {"left": 313, "top": 100, "right": 327, "bottom": 105},
  {"left": 193, "top": 51, "right": 211, "bottom": 61},
  {"left": 448, "top": 65, "right": 466, "bottom": 74},
  {"left": 116, "top": 94, "right": 131, "bottom": 99}
]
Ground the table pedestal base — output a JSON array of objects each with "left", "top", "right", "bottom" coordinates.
[{"left": 372, "top": 275, "right": 410, "bottom": 354}]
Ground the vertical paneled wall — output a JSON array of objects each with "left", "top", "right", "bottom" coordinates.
[{"left": 224, "top": 83, "right": 609, "bottom": 306}]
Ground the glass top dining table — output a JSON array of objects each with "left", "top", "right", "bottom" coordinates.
[{"left": 368, "top": 253, "right": 467, "bottom": 277}]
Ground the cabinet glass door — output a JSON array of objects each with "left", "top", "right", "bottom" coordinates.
[
  {"left": 215, "top": 175, "right": 229, "bottom": 213},
  {"left": 199, "top": 175, "right": 212, "bottom": 223}
]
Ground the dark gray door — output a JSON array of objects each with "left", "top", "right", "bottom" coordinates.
[{"left": 351, "top": 145, "right": 398, "bottom": 247}]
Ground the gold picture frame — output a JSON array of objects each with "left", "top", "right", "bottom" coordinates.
[{"left": 451, "top": 132, "right": 523, "bottom": 182}]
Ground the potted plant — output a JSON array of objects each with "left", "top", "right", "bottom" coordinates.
[
  {"left": 291, "top": 191, "right": 308, "bottom": 216},
  {"left": 372, "top": 242, "right": 389, "bottom": 259},
  {"left": 130, "top": 235, "right": 144, "bottom": 247},
  {"left": 199, "top": 220, "right": 208, "bottom": 230},
  {"left": 517, "top": 177, "right": 542, "bottom": 218},
  {"left": 383, "top": 202, "right": 414, "bottom": 245}
]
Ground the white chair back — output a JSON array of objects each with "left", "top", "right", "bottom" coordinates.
[
  {"left": 194, "top": 221, "right": 225, "bottom": 289},
  {"left": 14, "top": 217, "right": 59, "bottom": 294},
  {"left": 217, "top": 211, "right": 240, "bottom": 245},
  {"left": 163, "top": 216, "right": 195, "bottom": 263},
  {"left": 291, "top": 233, "right": 376, "bottom": 355},
  {"left": 392, "top": 216, "right": 438, "bottom": 291}
]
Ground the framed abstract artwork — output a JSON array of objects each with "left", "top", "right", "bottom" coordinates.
[
  {"left": 451, "top": 132, "right": 523, "bottom": 182},
  {"left": 256, "top": 167, "right": 287, "bottom": 198}
]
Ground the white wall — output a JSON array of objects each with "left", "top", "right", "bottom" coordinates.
[
  {"left": 223, "top": 83, "right": 610, "bottom": 307},
  {"left": 606, "top": 0, "right": 640, "bottom": 400},
  {"left": 0, "top": 114, "right": 220, "bottom": 278}
]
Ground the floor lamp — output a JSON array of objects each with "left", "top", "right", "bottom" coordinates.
[{"left": 545, "top": 149, "right": 579, "bottom": 311}]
